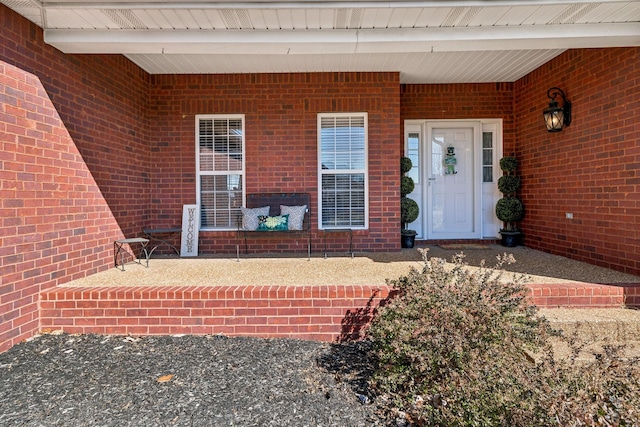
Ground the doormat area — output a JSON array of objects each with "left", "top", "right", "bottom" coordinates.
[{"left": 439, "top": 244, "right": 491, "bottom": 250}]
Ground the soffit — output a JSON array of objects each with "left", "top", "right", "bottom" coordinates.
[{"left": 2, "top": 0, "right": 639, "bottom": 83}]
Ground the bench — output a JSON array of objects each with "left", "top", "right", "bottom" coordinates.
[
  {"left": 237, "top": 193, "right": 311, "bottom": 260},
  {"left": 143, "top": 227, "right": 181, "bottom": 256}
]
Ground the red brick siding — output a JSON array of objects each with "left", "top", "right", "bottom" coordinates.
[
  {"left": 0, "top": 5, "right": 151, "bottom": 241},
  {"left": 0, "top": 5, "right": 149, "bottom": 352},
  {"left": 38, "top": 282, "right": 631, "bottom": 343},
  {"left": 0, "top": 60, "right": 124, "bottom": 352},
  {"left": 528, "top": 282, "right": 625, "bottom": 308},
  {"left": 2, "top": 0, "right": 639, "bottom": 355},
  {"left": 624, "top": 285, "right": 640, "bottom": 308},
  {"left": 400, "top": 83, "right": 516, "bottom": 153},
  {"left": 514, "top": 48, "right": 640, "bottom": 275},
  {"left": 148, "top": 72, "right": 402, "bottom": 254},
  {"left": 40, "top": 285, "right": 394, "bottom": 342}
]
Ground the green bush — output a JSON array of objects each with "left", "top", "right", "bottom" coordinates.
[
  {"left": 366, "top": 249, "right": 640, "bottom": 426},
  {"left": 401, "top": 157, "right": 413, "bottom": 175},
  {"left": 401, "top": 176, "right": 415, "bottom": 198},
  {"left": 499, "top": 156, "right": 518, "bottom": 173},
  {"left": 497, "top": 175, "right": 520, "bottom": 195},
  {"left": 496, "top": 156, "right": 523, "bottom": 233},
  {"left": 400, "top": 157, "right": 419, "bottom": 231},
  {"left": 401, "top": 197, "right": 419, "bottom": 226},
  {"left": 495, "top": 196, "right": 524, "bottom": 229}
]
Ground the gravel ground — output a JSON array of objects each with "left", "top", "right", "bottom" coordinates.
[
  {"left": 61, "top": 245, "right": 640, "bottom": 288},
  {"left": 0, "top": 333, "right": 389, "bottom": 427}
]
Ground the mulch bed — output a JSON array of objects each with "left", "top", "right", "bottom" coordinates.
[{"left": 0, "top": 333, "right": 391, "bottom": 426}]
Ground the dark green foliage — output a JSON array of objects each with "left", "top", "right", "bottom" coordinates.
[
  {"left": 401, "top": 176, "right": 415, "bottom": 198},
  {"left": 400, "top": 157, "right": 419, "bottom": 230},
  {"left": 401, "top": 157, "right": 413, "bottom": 175},
  {"left": 496, "top": 197, "right": 524, "bottom": 229},
  {"left": 401, "top": 197, "right": 419, "bottom": 226},
  {"left": 499, "top": 156, "right": 518, "bottom": 173},
  {"left": 497, "top": 175, "right": 520, "bottom": 195},
  {"left": 497, "top": 156, "right": 523, "bottom": 232}
]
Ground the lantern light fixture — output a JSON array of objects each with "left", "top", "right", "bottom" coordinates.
[{"left": 543, "top": 87, "right": 572, "bottom": 132}]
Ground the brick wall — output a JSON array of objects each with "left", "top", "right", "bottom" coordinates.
[
  {"left": 38, "top": 282, "right": 632, "bottom": 343},
  {"left": 400, "top": 83, "right": 516, "bottom": 153},
  {"left": 0, "top": 4, "right": 151, "bottom": 239},
  {"left": 514, "top": 48, "right": 640, "bottom": 275},
  {"left": 0, "top": 5, "right": 150, "bottom": 352},
  {"left": 2, "top": 0, "right": 639, "bottom": 354},
  {"left": 39, "top": 285, "right": 394, "bottom": 342},
  {"left": 400, "top": 63, "right": 640, "bottom": 277},
  {"left": 0, "top": 60, "right": 125, "bottom": 352},
  {"left": 148, "top": 72, "right": 402, "bottom": 254}
]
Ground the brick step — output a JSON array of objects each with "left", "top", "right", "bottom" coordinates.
[
  {"left": 38, "top": 286, "right": 639, "bottom": 343},
  {"left": 527, "top": 284, "right": 627, "bottom": 309},
  {"left": 39, "top": 285, "right": 394, "bottom": 342}
]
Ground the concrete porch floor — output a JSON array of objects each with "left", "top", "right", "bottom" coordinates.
[{"left": 66, "top": 244, "right": 640, "bottom": 288}]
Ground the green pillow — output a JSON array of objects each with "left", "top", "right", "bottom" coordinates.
[{"left": 257, "top": 214, "right": 289, "bottom": 231}]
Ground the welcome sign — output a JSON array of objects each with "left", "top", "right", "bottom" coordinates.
[{"left": 180, "top": 204, "right": 199, "bottom": 257}]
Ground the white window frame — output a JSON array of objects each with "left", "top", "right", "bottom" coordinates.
[
  {"left": 317, "top": 112, "right": 369, "bottom": 230},
  {"left": 195, "top": 114, "right": 246, "bottom": 231}
]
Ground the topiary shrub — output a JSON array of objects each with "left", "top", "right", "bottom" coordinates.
[
  {"left": 495, "top": 196, "right": 524, "bottom": 225},
  {"left": 400, "top": 157, "right": 419, "bottom": 234},
  {"left": 400, "top": 157, "right": 413, "bottom": 175},
  {"left": 400, "top": 176, "right": 415, "bottom": 198},
  {"left": 496, "top": 156, "right": 523, "bottom": 233},
  {"left": 366, "top": 250, "right": 640, "bottom": 426},
  {"left": 499, "top": 156, "right": 518, "bottom": 173},
  {"left": 400, "top": 197, "right": 419, "bottom": 229},
  {"left": 497, "top": 175, "right": 520, "bottom": 195}
]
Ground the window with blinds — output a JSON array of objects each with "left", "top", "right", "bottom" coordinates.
[
  {"left": 318, "top": 113, "right": 368, "bottom": 229},
  {"left": 196, "top": 115, "right": 244, "bottom": 230}
]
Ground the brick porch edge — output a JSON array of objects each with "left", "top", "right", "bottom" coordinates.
[{"left": 40, "top": 283, "right": 639, "bottom": 342}]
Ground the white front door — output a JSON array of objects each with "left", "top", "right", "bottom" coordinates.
[{"left": 426, "top": 122, "right": 482, "bottom": 239}]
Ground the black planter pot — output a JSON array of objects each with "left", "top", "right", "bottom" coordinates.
[
  {"left": 401, "top": 233, "right": 416, "bottom": 248},
  {"left": 500, "top": 231, "right": 522, "bottom": 247}
]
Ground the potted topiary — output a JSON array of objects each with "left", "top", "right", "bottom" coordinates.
[
  {"left": 495, "top": 155, "right": 524, "bottom": 247},
  {"left": 401, "top": 157, "right": 420, "bottom": 248}
]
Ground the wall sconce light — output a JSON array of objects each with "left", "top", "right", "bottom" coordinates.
[{"left": 543, "top": 87, "right": 572, "bottom": 132}]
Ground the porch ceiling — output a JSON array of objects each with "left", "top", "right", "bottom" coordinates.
[{"left": 3, "top": 0, "right": 640, "bottom": 83}]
